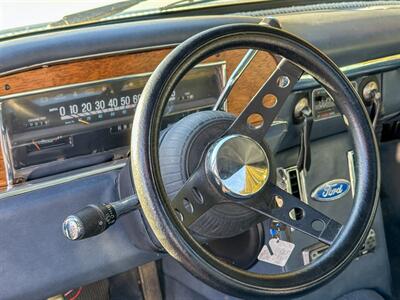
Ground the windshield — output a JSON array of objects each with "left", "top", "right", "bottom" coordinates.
[{"left": 0, "top": 0, "right": 259, "bottom": 40}]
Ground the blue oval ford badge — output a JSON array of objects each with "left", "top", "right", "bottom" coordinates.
[{"left": 311, "top": 179, "right": 351, "bottom": 201}]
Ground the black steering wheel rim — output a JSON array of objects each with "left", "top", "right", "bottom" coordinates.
[{"left": 131, "top": 23, "right": 380, "bottom": 297}]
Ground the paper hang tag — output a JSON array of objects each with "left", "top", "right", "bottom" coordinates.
[{"left": 257, "top": 239, "right": 295, "bottom": 267}]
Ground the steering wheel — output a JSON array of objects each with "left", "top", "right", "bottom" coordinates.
[{"left": 130, "top": 23, "right": 379, "bottom": 297}]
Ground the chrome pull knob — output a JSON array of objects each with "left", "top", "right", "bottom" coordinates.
[
  {"left": 63, "top": 215, "right": 85, "bottom": 240},
  {"left": 63, "top": 204, "right": 116, "bottom": 240}
]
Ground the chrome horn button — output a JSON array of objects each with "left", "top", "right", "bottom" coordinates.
[{"left": 206, "top": 134, "right": 270, "bottom": 198}]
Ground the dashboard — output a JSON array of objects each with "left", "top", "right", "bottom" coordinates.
[{"left": 0, "top": 43, "right": 398, "bottom": 189}]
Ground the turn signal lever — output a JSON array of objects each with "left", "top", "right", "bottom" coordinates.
[
  {"left": 62, "top": 195, "right": 139, "bottom": 240},
  {"left": 294, "top": 98, "right": 313, "bottom": 173}
]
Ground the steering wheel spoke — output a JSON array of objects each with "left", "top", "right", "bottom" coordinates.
[
  {"left": 245, "top": 183, "right": 343, "bottom": 245},
  {"left": 169, "top": 167, "right": 217, "bottom": 228},
  {"left": 225, "top": 59, "right": 303, "bottom": 143}
]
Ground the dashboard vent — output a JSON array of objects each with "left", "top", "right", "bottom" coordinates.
[
  {"left": 280, "top": 166, "right": 307, "bottom": 203},
  {"left": 287, "top": 168, "right": 301, "bottom": 199},
  {"left": 277, "top": 166, "right": 307, "bottom": 220}
]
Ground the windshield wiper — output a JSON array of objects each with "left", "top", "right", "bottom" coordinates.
[
  {"left": 48, "top": 0, "right": 237, "bottom": 29},
  {"left": 49, "top": 0, "right": 222, "bottom": 28},
  {"left": 49, "top": 0, "right": 147, "bottom": 27},
  {"left": 160, "top": 0, "right": 218, "bottom": 11}
]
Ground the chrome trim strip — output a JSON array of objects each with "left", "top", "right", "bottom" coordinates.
[
  {"left": 341, "top": 54, "right": 400, "bottom": 73},
  {"left": 296, "top": 54, "right": 400, "bottom": 90},
  {"left": 221, "top": 63, "right": 228, "bottom": 111},
  {"left": 0, "top": 160, "right": 126, "bottom": 200},
  {"left": 298, "top": 170, "right": 308, "bottom": 204},
  {"left": 348, "top": 150, "right": 356, "bottom": 198}
]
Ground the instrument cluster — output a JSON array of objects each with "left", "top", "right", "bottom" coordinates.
[{"left": 1, "top": 62, "right": 225, "bottom": 183}]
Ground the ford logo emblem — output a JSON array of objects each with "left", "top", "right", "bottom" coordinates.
[{"left": 311, "top": 179, "right": 351, "bottom": 201}]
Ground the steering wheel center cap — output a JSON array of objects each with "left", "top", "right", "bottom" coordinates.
[{"left": 206, "top": 134, "right": 270, "bottom": 198}]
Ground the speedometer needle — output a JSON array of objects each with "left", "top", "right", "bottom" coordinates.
[{"left": 78, "top": 118, "right": 90, "bottom": 125}]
